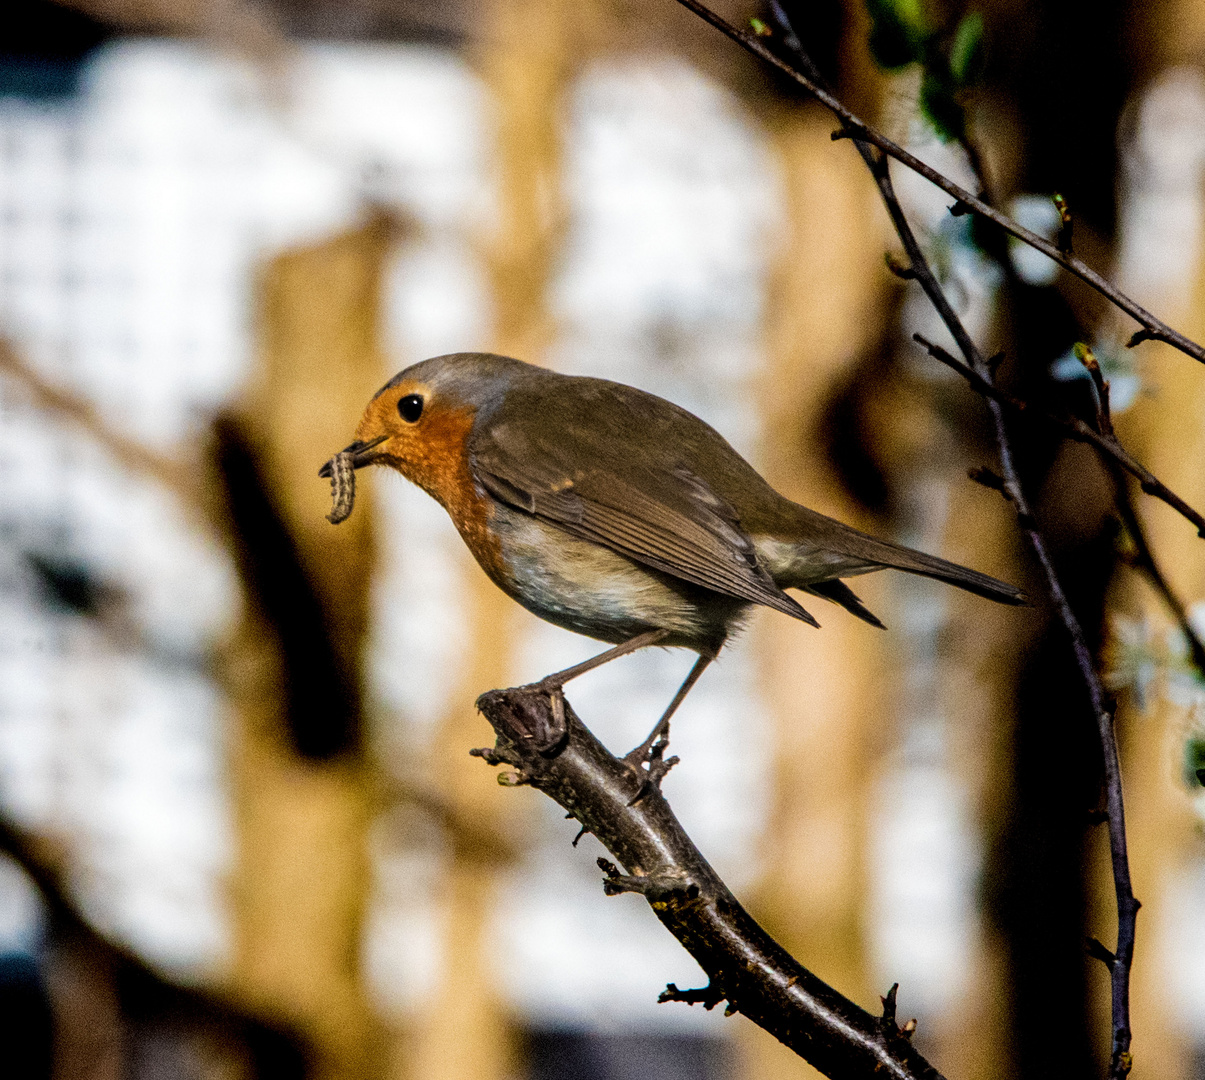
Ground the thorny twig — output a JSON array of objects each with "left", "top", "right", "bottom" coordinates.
[
  {"left": 676, "top": 0, "right": 1205, "bottom": 368},
  {"left": 909, "top": 334, "right": 1205, "bottom": 537},
  {"left": 1071, "top": 345, "right": 1205, "bottom": 676},
  {"left": 473, "top": 686, "right": 946, "bottom": 1080},
  {"left": 915, "top": 266, "right": 1205, "bottom": 679},
  {"left": 1074, "top": 346, "right": 1205, "bottom": 678},
  {"left": 1113, "top": 477, "right": 1205, "bottom": 679},
  {"left": 678, "top": 4, "right": 1139, "bottom": 1076},
  {"left": 900, "top": 142, "right": 1140, "bottom": 1080}
]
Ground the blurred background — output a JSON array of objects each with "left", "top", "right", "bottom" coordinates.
[{"left": 1, "top": 1, "right": 1205, "bottom": 1079}]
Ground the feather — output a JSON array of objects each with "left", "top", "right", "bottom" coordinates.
[{"left": 471, "top": 404, "right": 819, "bottom": 628}]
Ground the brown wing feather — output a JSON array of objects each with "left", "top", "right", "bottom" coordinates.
[{"left": 472, "top": 417, "right": 818, "bottom": 627}]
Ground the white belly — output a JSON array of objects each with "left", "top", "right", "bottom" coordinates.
[{"left": 489, "top": 505, "right": 739, "bottom": 650}]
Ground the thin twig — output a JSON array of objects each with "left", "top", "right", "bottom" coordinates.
[
  {"left": 673, "top": 0, "right": 1205, "bottom": 367},
  {"left": 474, "top": 686, "right": 945, "bottom": 1080},
  {"left": 910, "top": 334, "right": 1205, "bottom": 538},
  {"left": 683, "top": 6, "right": 1139, "bottom": 1075},
  {"left": 0, "top": 339, "right": 198, "bottom": 504},
  {"left": 1112, "top": 467, "right": 1205, "bottom": 679},
  {"left": 895, "top": 163, "right": 1139, "bottom": 1080},
  {"left": 1071, "top": 345, "right": 1205, "bottom": 677}
]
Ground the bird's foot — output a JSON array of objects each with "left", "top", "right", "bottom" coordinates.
[
  {"left": 621, "top": 650, "right": 711, "bottom": 801},
  {"left": 508, "top": 679, "right": 568, "bottom": 754},
  {"left": 532, "top": 680, "right": 568, "bottom": 751},
  {"left": 474, "top": 685, "right": 567, "bottom": 755},
  {"left": 622, "top": 729, "right": 678, "bottom": 805}
]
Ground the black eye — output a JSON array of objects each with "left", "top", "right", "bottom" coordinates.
[{"left": 398, "top": 394, "right": 424, "bottom": 423}]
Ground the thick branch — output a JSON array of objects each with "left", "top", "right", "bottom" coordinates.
[
  {"left": 672, "top": 0, "right": 1205, "bottom": 367},
  {"left": 474, "top": 686, "right": 943, "bottom": 1080}
]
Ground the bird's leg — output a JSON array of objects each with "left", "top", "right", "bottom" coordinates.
[
  {"left": 624, "top": 653, "right": 713, "bottom": 771},
  {"left": 535, "top": 628, "right": 669, "bottom": 692},
  {"left": 524, "top": 629, "right": 669, "bottom": 753}
]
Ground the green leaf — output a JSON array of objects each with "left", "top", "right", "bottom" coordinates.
[
  {"left": 865, "top": 0, "right": 929, "bottom": 69},
  {"left": 919, "top": 71, "right": 965, "bottom": 142},
  {"left": 949, "top": 12, "right": 985, "bottom": 86},
  {"left": 1185, "top": 736, "right": 1205, "bottom": 788}
]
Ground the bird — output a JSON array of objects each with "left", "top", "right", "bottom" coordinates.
[{"left": 321, "top": 352, "right": 1024, "bottom": 761}]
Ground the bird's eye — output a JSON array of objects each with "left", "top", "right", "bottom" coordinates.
[{"left": 398, "top": 394, "right": 424, "bottom": 423}]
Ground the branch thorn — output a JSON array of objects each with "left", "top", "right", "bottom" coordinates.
[
  {"left": 880, "top": 982, "right": 898, "bottom": 1025},
  {"left": 1087, "top": 936, "right": 1117, "bottom": 970},
  {"left": 659, "top": 981, "right": 726, "bottom": 1010},
  {"left": 1127, "top": 328, "right": 1157, "bottom": 349},
  {"left": 497, "top": 770, "right": 531, "bottom": 787},
  {"left": 470, "top": 745, "right": 521, "bottom": 768},
  {"left": 885, "top": 253, "right": 917, "bottom": 280},
  {"left": 596, "top": 856, "right": 650, "bottom": 895},
  {"left": 968, "top": 466, "right": 1007, "bottom": 493}
]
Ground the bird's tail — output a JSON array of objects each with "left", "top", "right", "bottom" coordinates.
[
  {"left": 849, "top": 534, "right": 1027, "bottom": 605},
  {"left": 771, "top": 505, "right": 1027, "bottom": 618}
]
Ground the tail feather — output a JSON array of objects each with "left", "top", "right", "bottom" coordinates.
[
  {"left": 844, "top": 532, "right": 1027, "bottom": 606},
  {"left": 762, "top": 504, "right": 1027, "bottom": 614},
  {"left": 771, "top": 505, "right": 1027, "bottom": 609},
  {"left": 799, "top": 578, "right": 887, "bottom": 628}
]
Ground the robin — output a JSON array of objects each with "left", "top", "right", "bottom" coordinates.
[{"left": 321, "top": 352, "right": 1023, "bottom": 762}]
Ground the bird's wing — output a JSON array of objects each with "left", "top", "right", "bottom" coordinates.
[{"left": 470, "top": 410, "right": 818, "bottom": 627}]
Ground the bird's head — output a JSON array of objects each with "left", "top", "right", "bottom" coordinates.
[{"left": 321, "top": 352, "right": 529, "bottom": 500}]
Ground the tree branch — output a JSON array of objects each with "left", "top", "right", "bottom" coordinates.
[
  {"left": 673, "top": 0, "right": 1205, "bottom": 368},
  {"left": 909, "top": 333, "right": 1205, "bottom": 538},
  {"left": 1112, "top": 473, "right": 1205, "bottom": 678},
  {"left": 872, "top": 98, "right": 1139, "bottom": 1080},
  {"left": 0, "top": 814, "right": 312, "bottom": 1078},
  {"left": 668, "top": 5, "right": 1140, "bottom": 1075},
  {"left": 473, "top": 686, "right": 944, "bottom": 1080},
  {"left": 0, "top": 338, "right": 197, "bottom": 505}
]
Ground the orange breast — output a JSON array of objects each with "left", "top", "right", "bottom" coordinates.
[{"left": 393, "top": 405, "right": 512, "bottom": 588}]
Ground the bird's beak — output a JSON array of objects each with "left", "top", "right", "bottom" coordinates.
[{"left": 318, "top": 435, "right": 387, "bottom": 478}]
